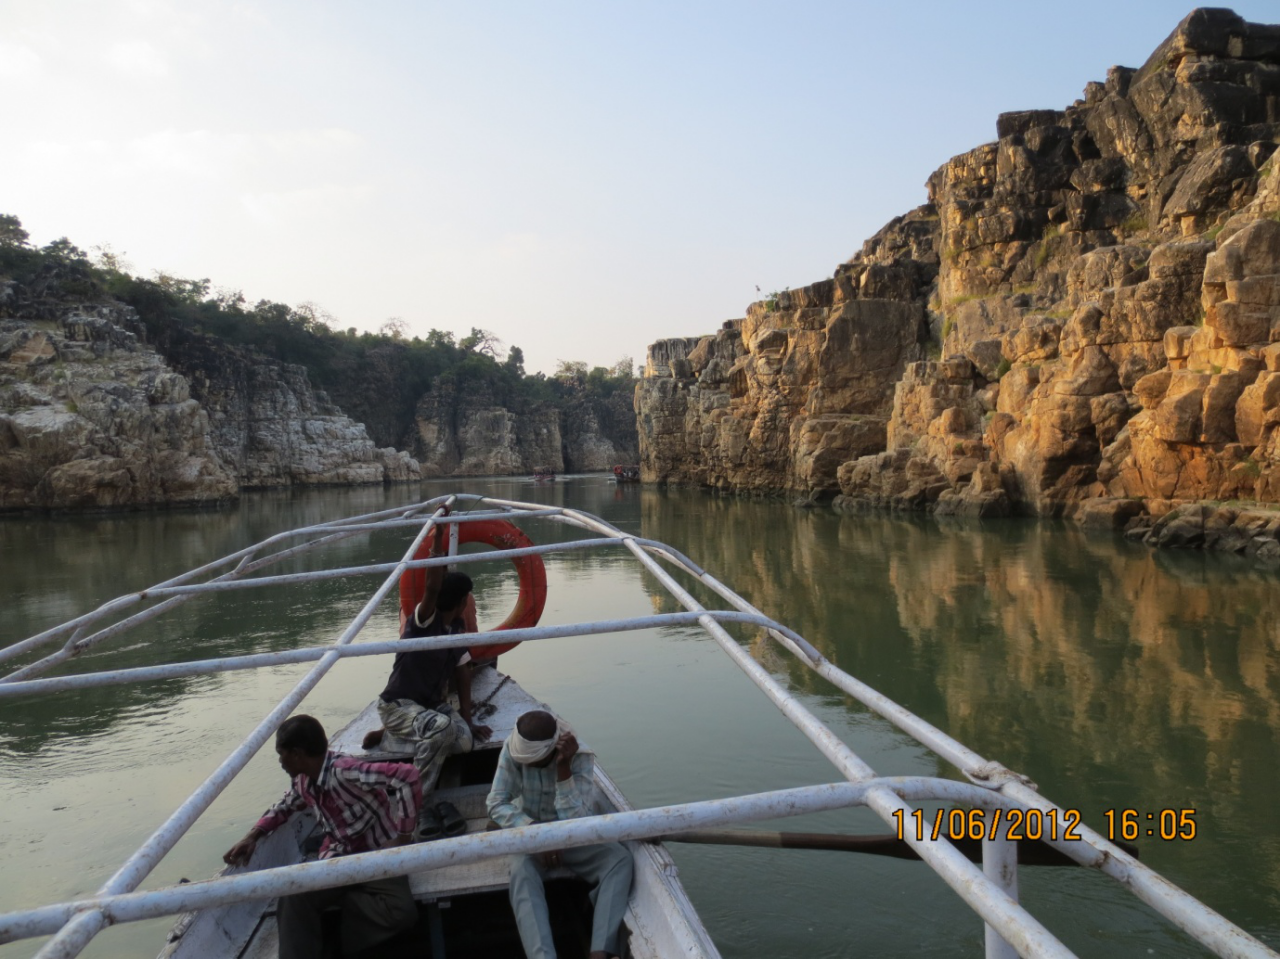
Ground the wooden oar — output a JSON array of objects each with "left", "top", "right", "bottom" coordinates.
[{"left": 655, "top": 829, "right": 1139, "bottom": 866}]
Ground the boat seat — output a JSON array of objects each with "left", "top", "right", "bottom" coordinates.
[{"left": 408, "top": 783, "right": 578, "bottom": 901}]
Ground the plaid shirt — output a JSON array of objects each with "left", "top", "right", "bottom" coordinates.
[
  {"left": 255, "top": 752, "right": 421, "bottom": 859},
  {"left": 486, "top": 739, "right": 595, "bottom": 829}
]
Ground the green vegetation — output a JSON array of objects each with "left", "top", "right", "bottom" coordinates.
[
  {"left": 0, "top": 214, "right": 635, "bottom": 440},
  {"left": 995, "top": 357, "right": 1012, "bottom": 379},
  {"left": 943, "top": 293, "right": 983, "bottom": 311},
  {"left": 1242, "top": 457, "right": 1262, "bottom": 479},
  {"left": 1204, "top": 223, "right": 1225, "bottom": 242},
  {"left": 941, "top": 315, "right": 955, "bottom": 340},
  {"left": 1121, "top": 212, "right": 1152, "bottom": 234},
  {"left": 1034, "top": 233, "right": 1057, "bottom": 270}
]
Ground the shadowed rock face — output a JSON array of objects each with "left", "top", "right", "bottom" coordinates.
[
  {"left": 640, "top": 9, "right": 1280, "bottom": 531},
  {"left": 163, "top": 333, "right": 420, "bottom": 489},
  {"left": 405, "top": 381, "right": 638, "bottom": 476}
]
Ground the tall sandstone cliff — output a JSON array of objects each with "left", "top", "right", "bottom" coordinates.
[{"left": 638, "top": 9, "right": 1280, "bottom": 541}]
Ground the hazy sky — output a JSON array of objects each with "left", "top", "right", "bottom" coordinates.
[{"left": 4, "top": 1, "right": 1278, "bottom": 375}]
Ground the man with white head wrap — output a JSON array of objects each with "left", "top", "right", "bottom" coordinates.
[{"left": 487, "top": 709, "right": 633, "bottom": 959}]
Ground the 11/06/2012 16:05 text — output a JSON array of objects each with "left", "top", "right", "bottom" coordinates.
[{"left": 892, "top": 807, "right": 1197, "bottom": 843}]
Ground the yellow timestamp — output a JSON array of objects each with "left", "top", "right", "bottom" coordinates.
[
  {"left": 1104, "top": 808, "right": 1197, "bottom": 841},
  {"left": 893, "top": 807, "right": 1083, "bottom": 843},
  {"left": 892, "top": 807, "right": 1199, "bottom": 843}
]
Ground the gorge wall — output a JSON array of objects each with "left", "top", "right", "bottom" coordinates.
[
  {"left": 0, "top": 265, "right": 639, "bottom": 510},
  {"left": 405, "top": 380, "right": 637, "bottom": 477},
  {"left": 638, "top": 8, "right": 1280, "bottom": 546},
  {"left": 0, "top": 280, "right": 418, "bottom": 509}
]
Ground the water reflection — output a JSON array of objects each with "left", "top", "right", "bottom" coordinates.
[{"left": 639, "top": 490, "right": 1280, "bottom": 941}]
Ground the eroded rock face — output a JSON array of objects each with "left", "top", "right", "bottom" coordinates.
[
  {"left": 0, "top": 300, "right": 424, "bottom": 509},
  {"left": 0, "top": 307, "right": 238, "bottom": 509},
  {"left": 160, "top": 333, "right": 419, "bottom": 489},
  {"left": 637, "top": 208, "right": 935, "bottom": 493},
  {"left": 643, "top": 8, "right": 1280, "bottom": 527},
  {"left": 406, "top": 380, "right": 637, "bottom": 476}
]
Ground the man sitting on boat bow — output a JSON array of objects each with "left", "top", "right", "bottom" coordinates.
[
  {"left": 488, "top": 709, "right": 634, "bottom": 959},
  {"left": 223, "top": 714, "right": 420, "bottom": 959},
  {"left": 363, "top": 547, "right": 492, "bottom": 837}
]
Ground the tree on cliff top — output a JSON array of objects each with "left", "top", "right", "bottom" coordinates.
[
  {"left": 460, "top": 327, "right": 503, "bottom": 357},
  {"left": 0, "top": 214, "right": 29, "bottom": 248}
]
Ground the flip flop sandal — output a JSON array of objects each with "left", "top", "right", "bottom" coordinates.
[
  {"left": 435, "top": 800, "right": 467, "bottom": 837},
  {"left": 416, "top": 805, "right": 444, "bottom": 842}
]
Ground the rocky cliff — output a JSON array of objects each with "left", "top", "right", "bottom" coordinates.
[
  {"left": 638, "top": 8, "right": 1280, "bottom": 540},
  {"left": 0, "top": 289, "right": 418, "bottom": 510},
  {"left": 0, "top": 302, "right": 237, "bottom": 510},
  {"left": 405, "top": 379, "right": 638, "bottom": 476},
  {"left": 637, "top": 206, "right": 934, "bottom": 494},
  {"left": 161, "top": 332, "right": 420, "bottom": 489}
]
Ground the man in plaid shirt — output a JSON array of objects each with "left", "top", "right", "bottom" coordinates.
[{"left": 224, "top": 714, "right": 422, "bottom": 959}]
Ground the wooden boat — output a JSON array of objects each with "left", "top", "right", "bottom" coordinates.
[
  {"left": 159, "top": 667, "right": 718, "bottom": 959},
  {"left": 610, "top": 466, "right": 640, "bottom": 483},
  {"left": 2, "top": 493, "right": 1276, "bottom": 959}
]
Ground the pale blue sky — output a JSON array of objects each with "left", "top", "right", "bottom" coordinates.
[{"left": 3, "top": 1, "right": 1278, "bottom": 374}]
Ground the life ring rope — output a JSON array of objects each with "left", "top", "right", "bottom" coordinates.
[{"left": 400, "top": 516, "right": 548, "bottom": 659}]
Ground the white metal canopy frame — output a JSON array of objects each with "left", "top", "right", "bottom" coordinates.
[{"left": 0, "top": 494, "right": 1274, "bottom": 959}]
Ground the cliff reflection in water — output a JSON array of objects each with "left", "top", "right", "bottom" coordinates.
[{"left": 640, "top": 490, "right": 1280, "bottom": 926}]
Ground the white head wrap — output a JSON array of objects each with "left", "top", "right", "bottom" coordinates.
[{"left": 508, "top": 712, "right": 567, "bottom": 764}]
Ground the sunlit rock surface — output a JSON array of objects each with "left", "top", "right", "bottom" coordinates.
[
  {"left": 640, "top": 9, "right": 1280, "bottom": 544},
  {"left": 0, "top": 306, "right": 238, "bottom": 509}
]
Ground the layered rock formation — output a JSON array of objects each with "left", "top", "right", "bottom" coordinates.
[
  {"left": 0, "top": 305, "right": 237, "bottom": 510},
  {"left": 406, "top": 380, "right": 638, "bottom": 476},
  {"left": 639, "top": 8, "right": 1280, "bottom": 543},
  {"left": 162, "top": 333, "right": 420, "bottom": 488},
  {"left": 637, "top": 208, "right": 935, "bottom": 493},
  {"left": 0, "top": 298, "right": 419, "bottom": 510}
]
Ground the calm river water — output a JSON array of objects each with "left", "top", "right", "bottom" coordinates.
[{"left": 1, "top": 476, "right": 1278, "bottom": 958}]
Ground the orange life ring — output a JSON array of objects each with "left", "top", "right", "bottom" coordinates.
[{"left": 400, "top": 518, "right": 547, "bottom": 659}]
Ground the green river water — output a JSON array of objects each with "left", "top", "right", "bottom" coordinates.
[{"left": 1, "top": 476, "right": 1277, "bottom": 958}]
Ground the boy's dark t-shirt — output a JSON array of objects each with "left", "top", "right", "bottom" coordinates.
[{"left": 379, "top": 607, "right": 469, "bottom": 709}]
